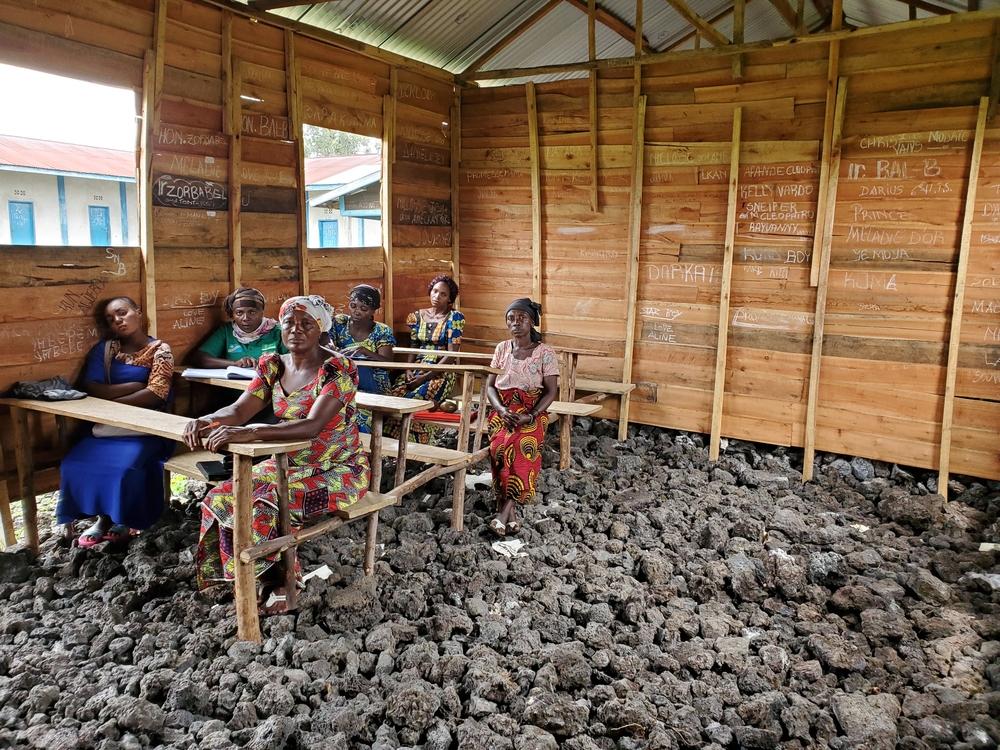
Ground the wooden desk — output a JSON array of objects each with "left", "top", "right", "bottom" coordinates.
[{"left": 0, "top": 396, "right": 307, "bottom": 643}]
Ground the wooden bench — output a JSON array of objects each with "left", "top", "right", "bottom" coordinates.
[
  {"left": 0, "top": 395, "right": 328, "bottom": 643},
  {"left": 186, "top": 371, "right": 491, "bottom": 532}
]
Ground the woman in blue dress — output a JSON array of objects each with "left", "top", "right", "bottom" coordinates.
[
  {"left": 329, "top": 284, "right": 396, "bottom": 432},
  {"left": 57, "top": 297, "right": 174, "bottom": 547}
]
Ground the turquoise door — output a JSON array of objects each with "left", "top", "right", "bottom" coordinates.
[
  {"left": 319, "top": 219, "right": 339, "bottom": 248},
  {"left": 89, "top": 205, "right": 111, "bottom": 246},
  {"left": 8, "top": 201, "right": 35, "bottom": 245}
]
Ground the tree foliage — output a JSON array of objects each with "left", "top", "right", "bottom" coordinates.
[{"left": 303, "top": 125, "right": 380, "bottom": 158}]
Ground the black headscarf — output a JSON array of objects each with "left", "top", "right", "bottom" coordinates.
[
  {"left": 224, "top": 286, "right": 265, "bottom": 317},
  {"left": 506, "top": 298, "right": 543, "bottom": 342},
  {"left": 350, "top": 284, "right": 381, "bottom": 309}
]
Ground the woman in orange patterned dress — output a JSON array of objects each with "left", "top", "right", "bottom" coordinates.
[
  {"left": 484, "top": 298, "right": 559, "bottom": 537},
  {"left": 183, "top": 295, "right": 370, "bottom": 611}
]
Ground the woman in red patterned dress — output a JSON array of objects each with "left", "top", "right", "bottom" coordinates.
[
  {"left": 183, "top": 295, "right": 370, "bottom": 612},
  {"left": 484, "top": 298, "right": 559, "bottom": 537}
]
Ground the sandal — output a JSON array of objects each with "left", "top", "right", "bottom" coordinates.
[
  {"left": 259, "top": 588, "right": 290, "bottom": 616},
  {"left": 488, "top": 517, "right": 507, "bottom": 538},
  {"left": 103, "top": 524, "right": 132, "bottom": 545},
  {"left": 506, "top": 519, "right": 522, "bottom": 535},
  {"left": 77, "top": 520, "right": 109, "bottom": 549}
]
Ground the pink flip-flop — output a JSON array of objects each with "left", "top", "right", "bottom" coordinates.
[
  {"left": 103, "top": 525, "right": 133, "bottom": 545},
  {"left": 77, "top": 523, "right": 107, "bottom": 549}
]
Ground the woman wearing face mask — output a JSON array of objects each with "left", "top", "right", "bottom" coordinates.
[
  {"left": 183, "top": 295, "right": 370, "bottom": 613},
  {"left": 57, "top": 297, "right": 175, "bottom": 547},
  {"left": 190, "top": 286, "right": 285, "bottom": 369},
  {"left": 484, "top": 298, "right": 558, "bottom": 537}
]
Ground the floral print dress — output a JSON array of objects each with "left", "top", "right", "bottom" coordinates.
[{"left": 197, "top": 353, "right": 371, "bottom": 585}]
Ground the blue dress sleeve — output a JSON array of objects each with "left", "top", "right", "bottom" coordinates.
[{"left": 81, "top": 341, "right": 108, "bottom": 384}]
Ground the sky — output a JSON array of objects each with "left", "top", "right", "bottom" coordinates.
[{"left": 0, "top": 64, "right": 138, "bottom": 151}]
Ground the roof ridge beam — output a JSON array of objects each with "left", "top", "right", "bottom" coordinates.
[
  {"left": 461, "top": 0, "right": 563, "bottom": 74},
  {"left": 664, "top": 0, "right": 730, "bottom": 47},
  {"left": 563, "top": 0, "right": 653, "bottom": 53}
]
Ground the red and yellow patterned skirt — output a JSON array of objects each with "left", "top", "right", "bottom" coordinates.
[{"left": 487, "top": 388, "right": 549, "bottom": 510}]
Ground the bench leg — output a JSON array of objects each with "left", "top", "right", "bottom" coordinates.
[
  {"left": 364, "top": 511, "right": 379, "bottom": 575},
  {"left": 12, "top": 408, "right": 38, "bottom": 553},
  {"left": 275, "top": 453, "right": 296, "bottom": 612},
  {"left": 451, "top": 468, "right": 466, "bottom": 532},
  {"left": 559, "top": 415, "right": 573, "bottom": 470},
  {"left": 0, "top": 481, "right": 15, "bottom": 550},
  {"left": 232, "top": 454, "right": 262, "bottom": 643},
  {"left": 617, "top": 392, "right": 632, "bottom": 442},
  {"left": 394, "top": 414, "right": 412, "bottom": 490}
]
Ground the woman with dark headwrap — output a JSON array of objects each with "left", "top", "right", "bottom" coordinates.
[
  {"left": 484, "top": 298, "right": 559, "bottom": 537},
  {"left": 184, "top": 294, "right": 369, "bottom": 612},
  {"left": 190, "top": 286, "right": 285, "bottom": 368},
  {"left": 330, "top": 284, "right": 396, "bottom": 432}
]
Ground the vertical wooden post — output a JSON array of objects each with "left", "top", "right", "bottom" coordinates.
[
  {"left": 526, "top": 82, "right": 543, "bottom": 307},
  {"left": 151, "top": 0, "right": 168, "bottom": 134},
  {"left": 987, "top": 22, "right": 1000, "bottom": 121},
  {"left": 11, "top": 410, "right": 36, "bottom": 553},
  {"left": 619, "top": 92, "right": 647, "bottom": 443},
  {"left": 275, "top": 453, "right": 296, "bottom": 611},
  {"left": 810, "top": 35, "right": 841, "bottom": 287},
  {"left": 365, "top": 412, "right": 385, "bottom": 575},
  {"left": 802, "top": 77, "right": 848, "bottom": 481},
  {"left": 381, "top": 76, "right": 396, "bottom": 328},
  {"left": 559, "top": 353, "right": 579, "bottom": 469},
  {"left": 232, "top": 453, "right": 260, "bottom": 642},
  {"left": 709, "top": 107, "right": 743, "bottom": 461},
  {"left": 937, "top": 97, "right": 989, "bottom": 498},
  {"left": 138, "top": 51, "right": 158, "bottom": 337},
  {"left": 732, "top": 0, "right": 745, "bottom": 80},
  {"left": 0, "top": 439, "right": 14, "bottom": 548},
  {"left": 450, "top": 89, "right": 462, "bottom": 299},
  {"left": 451, "top": 372, "right": 475, "bottom": 531},
  {"left": 228, "top": 59, "right": 243, "bottom": 290},
  {"left": 588, "top": 0, "right": 599, "bottom": 213},
  {"left": 394, "top": 413, "right": 412, "bottom": 489},
  {"left": 285, "top": 30, "right": 308, "bottom": 295}
]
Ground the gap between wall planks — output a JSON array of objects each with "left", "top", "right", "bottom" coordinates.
[
  {"left": 937, "top": 96, "right": 989, "bottom": 500},
  {"left": 451, "top": 89, "right": 462, "bottom": 294},
  {"left": 228, "top": 59, "right": 243, "bottom": 290},
  {"left": 708, "top": 106, "right": 743, "bottom": 462},
  {"left": 802, "top": 77, "right": 849, "bottom": 482},
  {"left": 526, "top": 81, "right": 543, "bottom": 307},
  {"left": 286, "top": 29, "right": 308, "bottom": 295},
  {"left": 381, "top": 69, "right": 396, "bottom": 328},
  {"left": 139, "top": 49, "right": 158, "bottom": 337}
]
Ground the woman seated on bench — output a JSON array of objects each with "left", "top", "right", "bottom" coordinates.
[
  {"left": 189, "top": 286, "right": 285, "bottom": 369},
  {"left": 183, "top": 295, "right": 370, "bottom": 612},
  {"left": 329, "top": 284, "right": 395, "bottom": 433},
  {"left": 484, "top": 298, "right": 558, "bottom": 537},
  {"left": 57, "top": 297, "right": 174, "bottom": 547}
]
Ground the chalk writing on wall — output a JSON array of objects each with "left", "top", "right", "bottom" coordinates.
[{"left": 153, "top": 174, "right": 228, "bottom": 210}]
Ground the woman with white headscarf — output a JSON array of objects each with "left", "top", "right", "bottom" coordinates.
[{"left": 183, "top": 295, "right": 370, "bottom": 612}]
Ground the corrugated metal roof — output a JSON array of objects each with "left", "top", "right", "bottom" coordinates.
[
  {"left": 236, "top": 0, "right": 985, "bottom": 82},
  {"left": 0, "top": 135, "right": 134, "bottom": 178}
]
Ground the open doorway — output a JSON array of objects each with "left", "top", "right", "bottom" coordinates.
[
  {"left": 303, "top": 124, "right": 382, "bottom": 249},
  {"left": 0, "top": 63, "right": 138, "bottom": 247}
]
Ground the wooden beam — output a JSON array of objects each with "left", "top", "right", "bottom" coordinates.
[
  {"left": 526, "top": 82, "right": 543, "bottom": 305},
  {"left": 285, "top": 30, "right": 308, "bottom": 295},
  {"left": 831, "top": 0, "right": 844, "bottom": 30},
  {"left": 139, "top": 50, "right": 157, "bottom": 337},
  {"left": 151, "top": 0, "right": 167, "bottom": 134},
  {"left": 890, "top": 0, "right": 957, "bottom": 13},
  {"left": 381, "top": 72, "right": 396, "bottom": 328},
  {"left": 989, "top": 21, "right": 1000, "bottom": 120},
  {"left": 810, "top": 32, "right": 841, "bottom": 286},
  {"left": 463, "top": 0, "right": 562, "bottom": 74},
  {"left": 732, "top": 0, "right": 746, "bottom": 80},
  {"left": 802, "top": 76, "right": 847, "bottom": 482},
  {"left": 451, "top": 90, "right": 462, "bottom": 294},
  {"left": 664, "top": 0, "right": 730, "bottom": 47},
  {"left": 797, "top": 0, "right": 807, "bottom": 34},
  {"left": 201, "top": 0, "right": 454, "bottom": 82},
  {"left": 564, "top": 0, "right": 653, "bottom": 52},
  {"left": 937, "top": 97, "right": 989, "bottom": 499},
  {"left": 766, "top": 0, "right": 799, "bottom": 29},
  {"left": 11, "top": 410, "right": 36, "bottom": 553},
  {"left": 249, "top": 0, "right": 318, "bottom": 10},
  {"left": 589, "top": 0, "right": 599, "bottom": 213},
  {"left": 620, "top": 94, "right": 647, "bottom": 442},
  {"left": 667, "top": 2, "right": 750, "bottom": 51},
  {"left": 709, "top": 107, "right": 742, "bottom": 462},
  {"left": 232, "top": 454, "right": 262, "bottom": 642},
  {"left": 228, "top": 59, "right": 243, "bottom": 290}
]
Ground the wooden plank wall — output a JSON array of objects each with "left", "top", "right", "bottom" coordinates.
[
  {"left": 460, "top": 16, "right": 1000, "bottom": 479},
  {"left": 0, "top": 0, "right": 458, "bottom": 495}
]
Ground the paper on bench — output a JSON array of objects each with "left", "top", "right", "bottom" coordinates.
[{"left": 182, "top": 366, "right": 256, "bottom": 380}]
